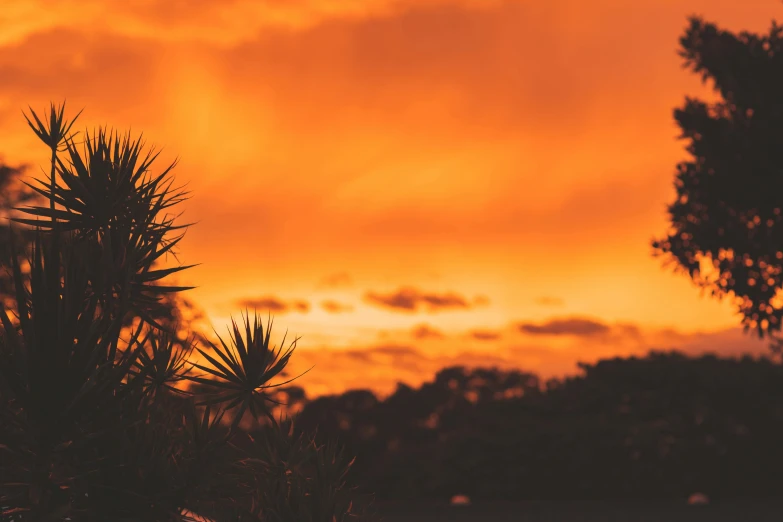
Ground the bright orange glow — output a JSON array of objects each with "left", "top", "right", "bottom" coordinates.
[{"left": 0, "top": 0, "right": 778, "bottom": 397}]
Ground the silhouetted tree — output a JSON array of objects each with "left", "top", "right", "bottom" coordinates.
[
  {"left": 0, "top": 102, "right": 373, "bottom": 521},
  {"left": 651, "top": 15, "right": 783, "bottom": 343},
  {"left": 289, "top": 355, "right": 783, "bottom": 502}
]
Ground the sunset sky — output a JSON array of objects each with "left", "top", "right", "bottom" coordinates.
[{"left": 0, "top": 0, "right": 779, "bottom": 397}]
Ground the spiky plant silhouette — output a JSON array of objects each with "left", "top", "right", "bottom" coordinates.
[{"left": 0, "top": 102, "right": 374, "bottom": 522}]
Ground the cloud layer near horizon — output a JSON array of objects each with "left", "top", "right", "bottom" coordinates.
[{"left": 280, "top": 324, "right": 773, "bottom": 398}]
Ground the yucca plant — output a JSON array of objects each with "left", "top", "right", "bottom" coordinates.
[{"left": 0, "top": 102, "right": 374, "bottom": 522}]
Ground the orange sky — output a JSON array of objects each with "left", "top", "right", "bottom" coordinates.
[{"left": 0, "top": 0, "right": 780, "bottom": 397}]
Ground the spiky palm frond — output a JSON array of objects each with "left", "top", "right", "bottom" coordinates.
[
  {"left": 128, "top": 327, "right": 194, "bottom": 398},
  {"left": 239, "top": 418, "right": 371, "bottom": 522},
  {"left": 0, "top": 231, "right": 152, "bottom": 522},
  {"left": 19, "top": 126, "right": 186, "bottom": 233},
  {"left": 79, "top": 405, "right": 188, "bottom": 522},
  {"left": 187, "top": 313, "right": 311, "bottom": 429},
  {"left": 14, "top": 125, "right": 195, "bottom": 328},
  {"left": 177, "top": 402, "right": 254, "bottom": 520},
  {"left": 182, "top": 403, "right": 228, "bottom": 453},
  {"left": 23, "top": 102, "right": 83, "bottom": 229},
  {"left": 22, "top": 102, "right": 82, "bottom": 152},
  {"left": 0, "top": 233, "right": 140, "bottom": 433}
]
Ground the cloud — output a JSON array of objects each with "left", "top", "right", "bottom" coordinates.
[
  {"left": 236, "top": 296, "right": 310, "bottom": 314},
  {"left": 0, "top": 0, "right": 504, "bottom": 47},
  {"left": 615, "top": 322, "right": 643, "bottom": 339},
  {"left": 535, "top": 296, "right": 564, "bottom": 307},
  {"left": 318, "top": 272, "right": 353, "bottom": 288},
  {"left": 320, "top": 300, "right": 354, "bottom": 313},
  {"left": 337, "top": 344, "right": 429, "bottom": 374},
  {"left": 411, "top": 323, "right": 446, "bottom": 340},
  {"left": 517, "top": 317, "right": 611, "bottom": 337},
  {"left": 342, "top": 350, "right": 373, "bottom": 363},
  {"left": 469, "top": 329, "right": 501, "bottom": 341},
  {"left": 472, "top": 295, "right": 490, "bottom": 306},
  {"left": 364, "top": 286, "right": 472, "bottom": 312},
  {"left": 0, "top": 30, "right": 162, "bottom": 121},
  {"left": 370, "top": 345, "right": 423, "bottom": 357}
]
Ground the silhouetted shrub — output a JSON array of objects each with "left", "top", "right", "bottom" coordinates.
[{"left": 0, "top": 103, "right": 374, "bottom": 521}]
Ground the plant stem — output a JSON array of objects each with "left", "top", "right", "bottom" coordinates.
[{"left": 49, "top": 144, "right": 56, "bottom": 226}]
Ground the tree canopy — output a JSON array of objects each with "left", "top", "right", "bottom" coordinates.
[
  {"left": 652, "top": 16, "right": 783, "bottom": 342},
  {"left": 289, "top": 353, "right": 783, "bottom": 502}
]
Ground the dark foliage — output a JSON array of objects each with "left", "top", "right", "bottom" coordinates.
[
  {"left": 652, "top": 16, "right": 783, "bottom": 342},
  {"left": 285, "top": 353, "right": 783, "bottom": 503},
  {"left": 0, "top": 160, "right": 39, "bottom": 306},
  {"left": 0, "top": 103, "right": 373, "bottom": 522}
]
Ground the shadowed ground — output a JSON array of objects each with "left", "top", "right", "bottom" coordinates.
[{"left": 377, "top": 501, "right": 783, "bottom": 522}]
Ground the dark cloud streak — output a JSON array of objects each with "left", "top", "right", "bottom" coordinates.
[
  {"left": 236, "top": 296, "right": 310, "bottom": 314},
  {"left": 411, "top": 323, "right": 445, "bottom": 340},
  {"left": 517, "top": 317, "right": 610, "bottom": 337},
  {"left": 319, "top": 272, "right": 353, "bottom": 288},
  {"left": 364, "top": 286, "right": 473, "bottom": 312},
  {"left": 321, "top": 300, "right": 354, "bottom": 313},
  {"left": 535, "top": 296, "right": 564, "bottom": 307},
  {"left": 470, "top": 329, "right": 501, "bottom": 341}
]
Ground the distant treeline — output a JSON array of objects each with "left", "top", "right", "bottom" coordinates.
[{"left": 244, "top": 352, "right": 783, "bottom": 502}]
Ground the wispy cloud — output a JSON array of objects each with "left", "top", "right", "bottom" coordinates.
[
  {"left": 320, "top": 299, "right": 354, "bottom": 313},
  {"left": 339, "top": 344, "right": 429, "bottom": 373},
  {"left": 411, "top": 323, "right": 446, "bottom": 340},
  {"left": 236, "top": 296, "right": 310, "bottom": 314},
  {"left": 0, "top": 0, "right": 504, "bottom": 47},
  {"left": 517, "top": 317, "right": 610, "bottom": 337},
  {"left": 318, "top": 272, "right": 353, "bottom": 288},
  {"left": 535, "top": 296, "right": 564, "bottom": 307},
  {"left": 364, "top": 286, "right": 473, "bottom": 312},
  {"left": 473, "top": 295, "right": 490, "bottom": 306},
  {"left": 469, "top": 329, "right": 501, "bottom": 341}
]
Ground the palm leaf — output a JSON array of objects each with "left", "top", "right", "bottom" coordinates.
[{"left": 186, "top": 313, "right": 309, "bottom": 429}]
